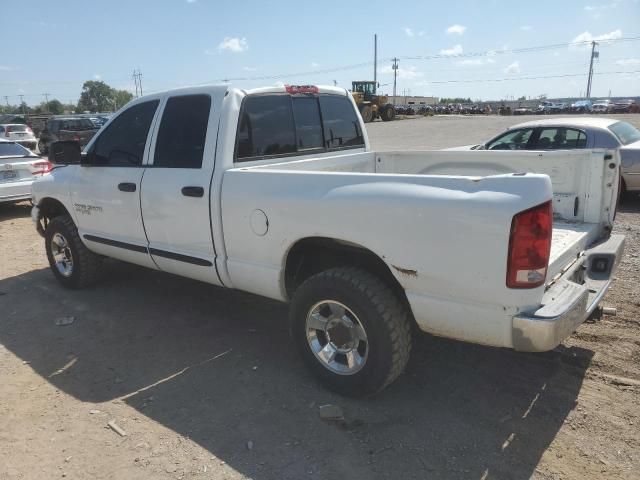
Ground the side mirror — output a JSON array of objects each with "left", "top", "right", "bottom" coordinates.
[{"left": 49, "top": 141, "right": 81, "bottom": 165}]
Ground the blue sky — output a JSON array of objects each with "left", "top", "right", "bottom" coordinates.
[{"left": 1, "top": 0, "right": 639, "bottom": 105}]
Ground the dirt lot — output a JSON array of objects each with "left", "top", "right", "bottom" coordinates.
[{"left": 1, "top": 114, "right": 639, "bottom": 480}]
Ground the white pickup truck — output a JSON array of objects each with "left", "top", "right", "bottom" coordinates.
[{"left": 31, "top": 84, "right": 625, "bottom": 395}]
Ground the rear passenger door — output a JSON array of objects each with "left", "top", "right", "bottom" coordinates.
[
  {"left": 530, "top": 127, "right": 589, "bottom": 150},
  {"left": 140, "top": 93, "right": 222, "bottom": 285}
]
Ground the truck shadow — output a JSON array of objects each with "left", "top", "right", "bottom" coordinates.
[
  {"left": 0, "top": 201, "right": 32, "bottom": 221},
  {"left": 0, "top": 263, "right": 593, "bottom": 479}
]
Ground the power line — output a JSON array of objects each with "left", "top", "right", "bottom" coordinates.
[{"left": 425, "top": 69, "right": 639, "bottom": 84}]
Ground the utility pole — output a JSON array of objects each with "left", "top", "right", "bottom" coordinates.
[
  {"left": 392, "top": 57, "right": 399, "bottom": 104},
  {"left": 18, "top": 94, "right": 25, "bottom": 115},
  {"left": 373, "top": 34, "right": 377, "bottom": 93},
  {"left": 3, "top": 96, "right": 9, "bottom": 108},
  {"left": 585, "top": 41, "right": 598, "bottom": 99},
  {"left": 132, "top": 69, "right": 143, "bottom": 97},
  {"left": 43, "top": 93, "right": 50, "bottom": 112}
]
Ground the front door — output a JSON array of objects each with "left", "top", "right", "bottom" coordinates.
[
  {"left": 140, "top": 93, "right": 221, "bottom": 285},
  {"left": 70, "top": 99, "right": 160, "bottom": 269}
]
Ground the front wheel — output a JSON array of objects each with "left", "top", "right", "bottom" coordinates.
[
  {"left": 359, "top": 105, "right": 373, "bottom": 123},
  {"left": 290, "top": 267, "right": 412, "bottom": 396},
  {"left": 45, "top": 215, "right": 103, "bottom": 289}
]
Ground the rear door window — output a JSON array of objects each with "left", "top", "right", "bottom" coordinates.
[
  {"left": 318, "top": 96, "right": 364, "bottom": 149},
  {"left": 154, "top": 94, "right": 211, "bottom": 168},
  {"left": 534, "top": 128, "right": 587, "bottom": 149}
]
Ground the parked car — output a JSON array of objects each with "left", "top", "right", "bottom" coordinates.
[
  {"left": 513, "top": 106, "right": 535, "bottom": 115},
  {"left": 537, "top": 101, "right": 567, "bottom": 114},
  {"left": 592, "top": 100, "right": 613, "bottom": 113},
  {"left": 445, "top": 117, "right": 640, "bottom": 198},
  {"left": 89, "top": 115, "right": 110, "bottom": 128},
  {"left": 32, "top": 84, "right": 623, "bottom": 395},
  {"left": 0, "top": 114, "right": 27, "bottom": 125},
  {"left": 37, "top": 117, "right": 99, "bottom": 155},
  {"left": 611, "top": 99, "right": 638, "bottom": 114},
  {"left": 570, "top": 100, "right": 593, "bottom": 113},
  {"left": 0, "top": 123, "right": 37, "bottom": 150},
  {"left": 0, "top": 139, "right": 52, "bottom": 204}
]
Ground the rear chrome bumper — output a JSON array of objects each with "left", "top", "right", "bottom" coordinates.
[{"left": 512, "top": 234, "right": 625, "bottom": 352}]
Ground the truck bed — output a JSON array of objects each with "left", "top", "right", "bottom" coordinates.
[{"left": 238, "top": 148, "right": 618, "bottom": 285}]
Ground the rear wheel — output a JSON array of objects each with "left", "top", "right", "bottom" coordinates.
[
  {"left": 290, "top": 267, "right": 412, "bottom": 396},
  {"left": 45, "top": 215, "right": 103, "bottom": 289},
  {"left": 359, "top": 105, "right": 373, "bottom": 123}
]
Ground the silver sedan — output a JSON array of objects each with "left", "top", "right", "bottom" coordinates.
[{"left": 448, "top": 117, "right": 640, "bottom": 198}]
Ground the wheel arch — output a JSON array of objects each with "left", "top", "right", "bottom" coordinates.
[
  {"left": 35, "top": 197, "right": 73, "bottom": 236},
  {"left": 283, "top": 237, "right": 412, "bottom": 314}
]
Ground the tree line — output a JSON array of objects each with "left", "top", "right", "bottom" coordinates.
[{"left": 0, "top": 80, "right": 134, "bottom": 116}]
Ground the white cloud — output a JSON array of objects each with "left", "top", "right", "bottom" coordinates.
[
  {"left": 520, "top": 25, "right": 533, "bottom": 31},
  {"left": 242, "top": 66, "right": 257, "bottom": 71},
  {"left": 504, "top": 61, "right": 520, "bottom": 74},
  {"left": 404, "top": 27, "right": 414, "bottom": 37},
  {"left": 381, "top": 65, "right": 423, "bottom": 79},
  {"left": 0, "top": 65, "right": 14, "bottom": 71},
  {"left": 457, "top": 59, "right": 484, "bottom": 66},
  {"left": 310, "top": 62, "right": 320, "bottom": 68},
  {"left": 218, "top": 36, "right": 249, "bottom": 53},
  {"left": 439, "top": 44, "right": 463, "bottom": 56},
  {"left": 93, "top": 74, "right": 101, "bottom": 80},
  {"left": 418, "top": 30, "right": 425, "bottom": 36},
  {"left": 616, "top": 58, "right": 640, "bottom": 66},
  {"left": 186, "top": 0, "right": 197, "bottom": 3},
  {"left": 571, "top": 29, "right": 622, "bottom": 47},
  {"left": 446, "top": 24, "right": 466, "bottom": 35}
]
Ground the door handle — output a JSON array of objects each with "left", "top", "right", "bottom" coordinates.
[
  {"left": 118, "top": 182, "right": 136, "bottom": 192},
  {"left": 181, "top": 186, "right": 204, "bottom": 197}
]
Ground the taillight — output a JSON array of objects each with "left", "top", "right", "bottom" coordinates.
[
  {"left": 26, "top": 126, "right": 33, "bottom": 134},
  {"left": 506, "top": 200, "right": 553, "bottom": 288},
  {"left": 32, "top": 160, "right": 53, "bottom": 176},
  {"left": 5, "top": 126, "right": 11, "bottom": 137},
  {"left": 73, "top": 135, "right": 81, "bottom": 142}
]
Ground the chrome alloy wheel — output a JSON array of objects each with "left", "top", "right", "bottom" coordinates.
[
  {"left": 305, "top": 300, "right": 368, "bottom": 375},
  {"left": 51, "top": 233, "right": 74, "bottom": 277}
]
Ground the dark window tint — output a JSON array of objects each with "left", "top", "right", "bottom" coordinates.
[
  {"left": 92, "top": 100, "right": 159, "bottom": 166},
  {"left": 154, "top": 95, "right": 211, "bottom": 168},
  {"left": 292, "top": 97, "right": 323, "bottom": 150},
  {"left": 487, "top": 129, "right": 534, "bottom": 150},
  {"left": 236, "top": 95, "right": 296, "bottom": 159},
  {"left": 534, "top": 128, "right": 587, "bottom": 149},
  {"left": 318, "top": 96, "right": 364, "bottom": 149},
  {"left": 59, "top": 119, "right": 95, "bottom": 131}
]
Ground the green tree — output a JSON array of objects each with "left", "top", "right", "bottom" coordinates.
[
  {"left": 113, "top": 89, "right": 133, "bottom": 110},
  {"left": 77, "top": 80, "right": 115, "bottom": 112},
  {"left": 47, "top": 99, "right": 65, "bottom": 115}
]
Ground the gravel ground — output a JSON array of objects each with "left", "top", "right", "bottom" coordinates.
[{"left": 0, "top": 114, "right": 639, "bottom": 480}]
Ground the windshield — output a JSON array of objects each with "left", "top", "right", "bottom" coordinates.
[
  {"left": 608, "top": 122, "right": 640, "bottom": 146},
  {"left": 0, "top": 142, "right": 31, "bottom": 157}
]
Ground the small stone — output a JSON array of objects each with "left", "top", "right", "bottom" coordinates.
[
  {"left": 246, "top": 440, "right": 254, "bottom": 450},
  {"left": 89, "top": 409, "right": 100, "bottom": 415},
  {"left": 319, "top": 404, "right": 344, "bottom": 421},
  {"left": 252, "top": 366, "right": 258, "bottom": 371},
  {"left": 55, "top": 316, "right": 75, "bottom": 326}
]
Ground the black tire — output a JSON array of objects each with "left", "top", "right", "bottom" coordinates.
[
  {"left": 290, "top": 267, "right": 412, "bottom": 396},
  {"left": 45, "top": 215, "right": 103, "bottom": 289},
  {"left": 38, "top": 139, "right": 48, "bottom": 155},
  {"left": 359, "top": 105, "right": 373, "bottom": 123},
  {"left": 382, "top": 105, "right": 396, "bottom": 121}
]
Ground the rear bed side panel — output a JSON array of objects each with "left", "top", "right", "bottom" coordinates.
[{"left": 220, "top": 169, "right": 552, "bottom": 348}]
